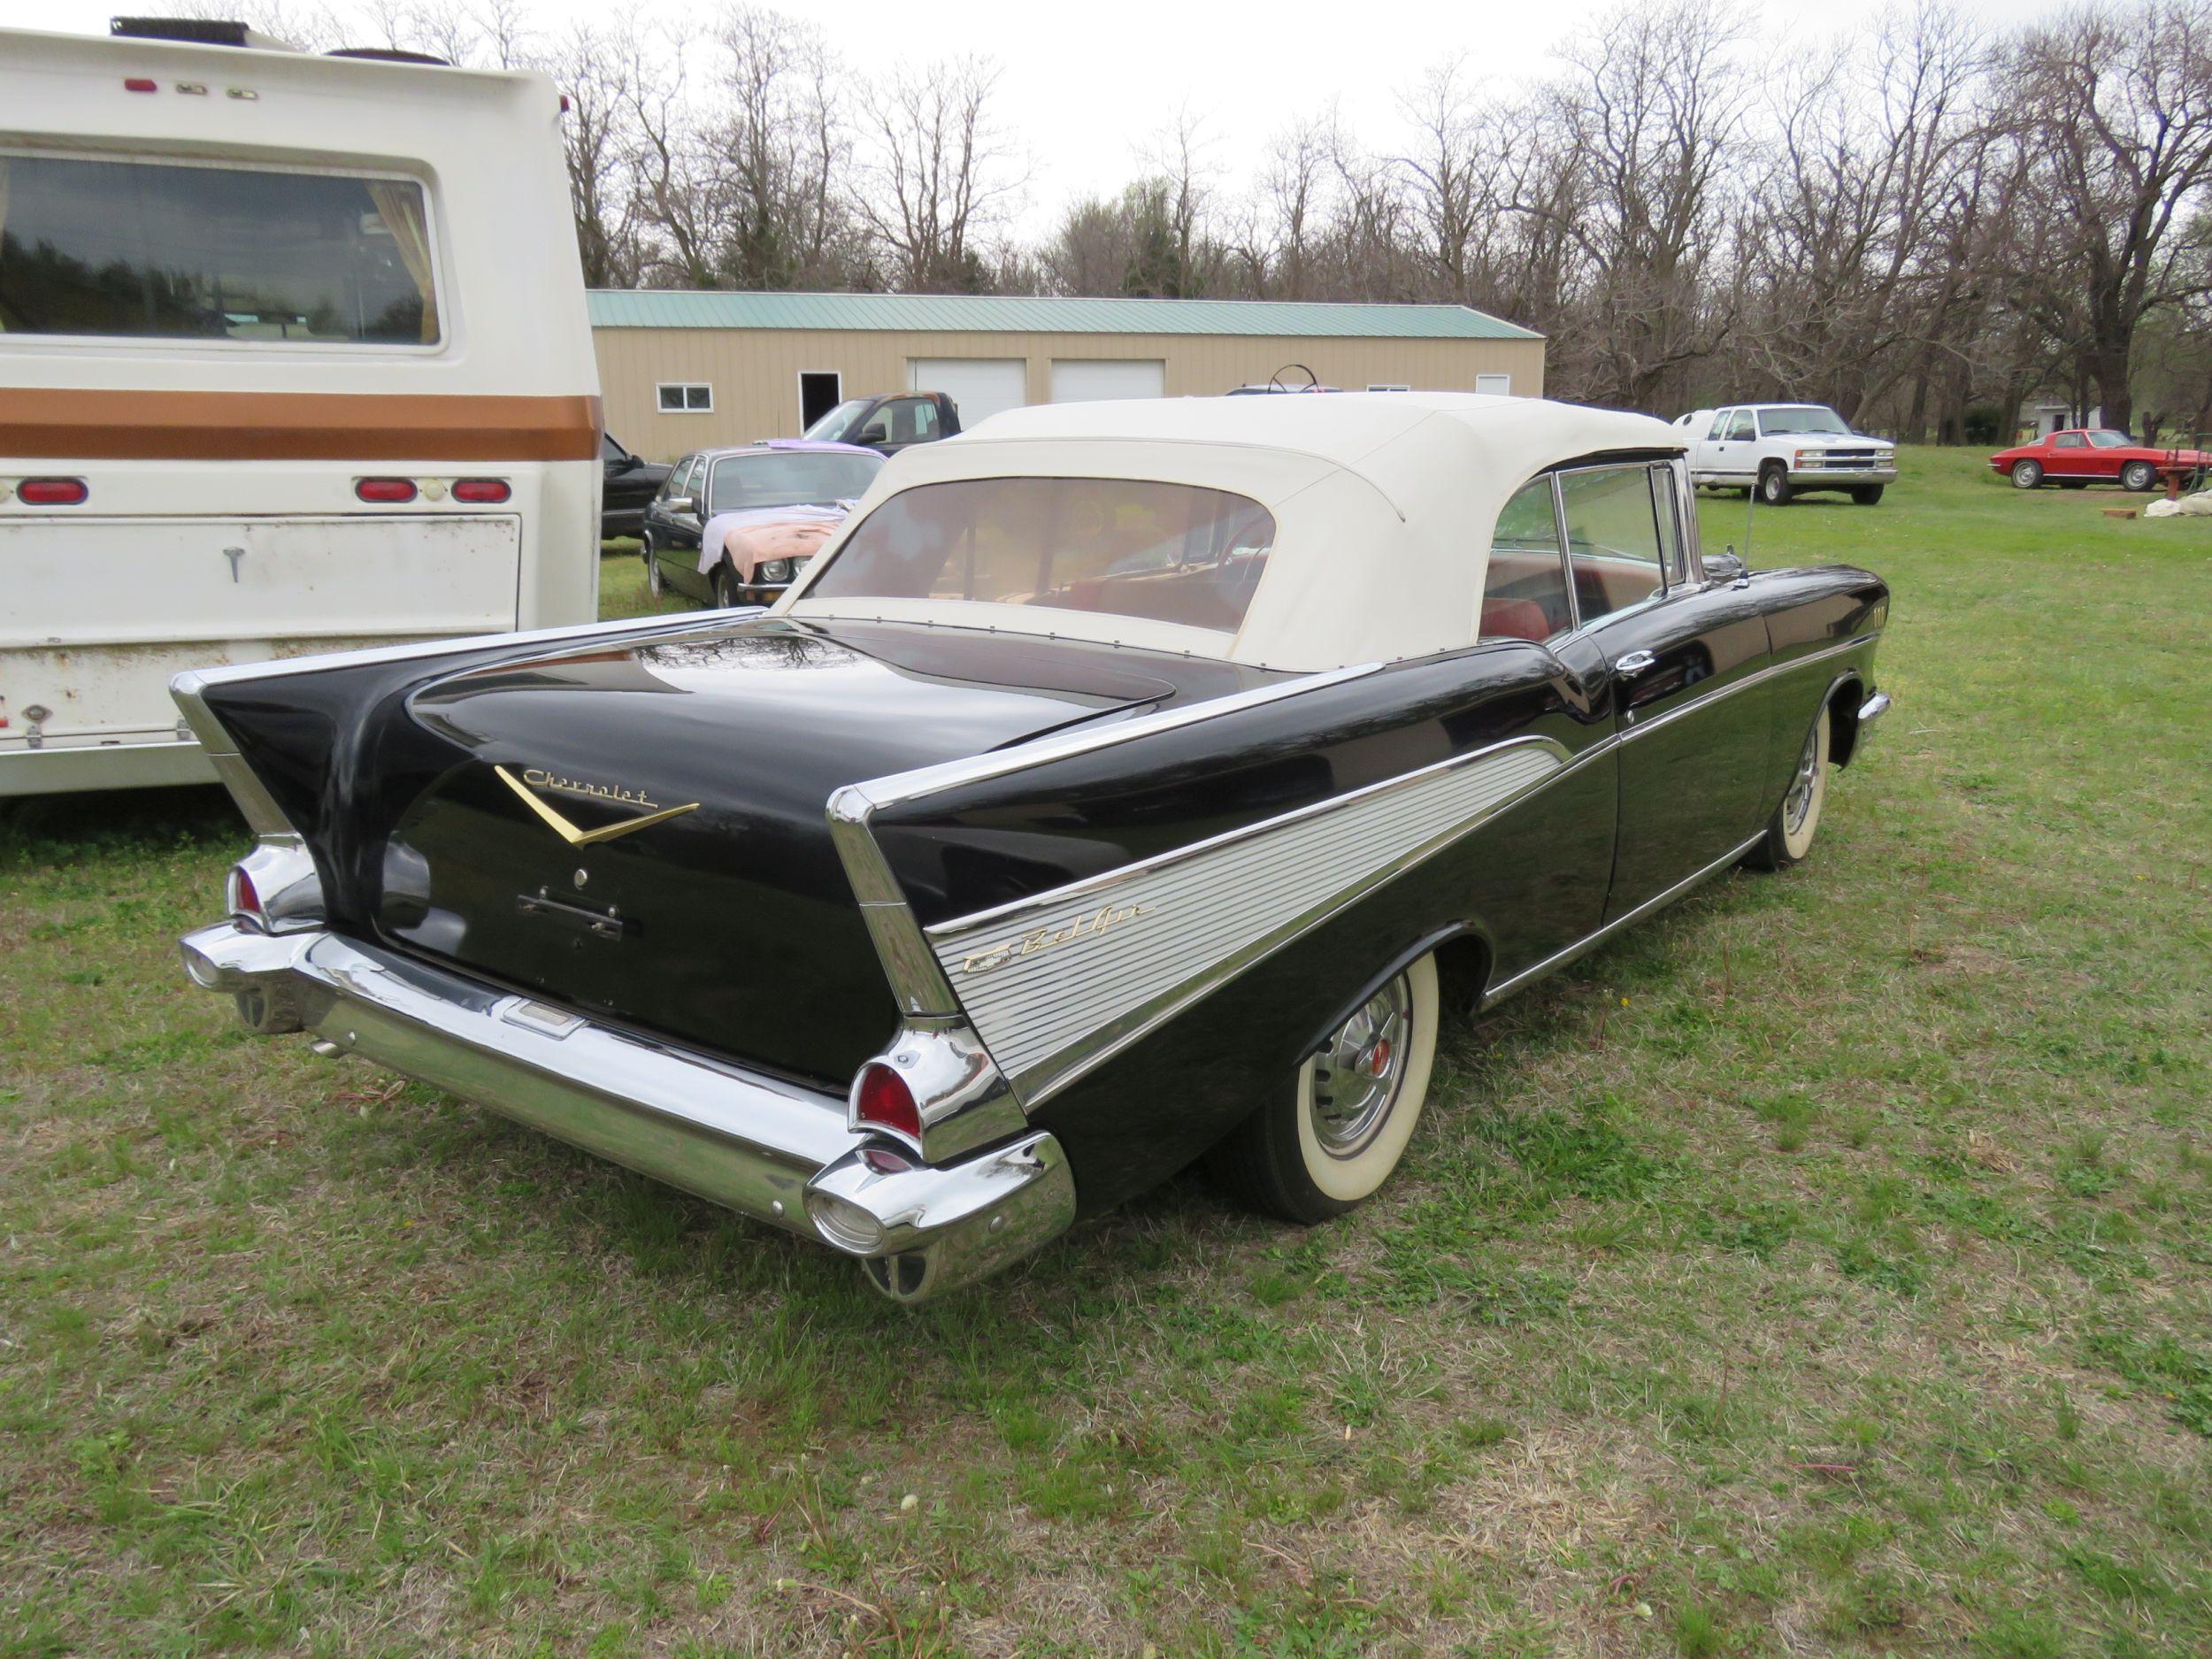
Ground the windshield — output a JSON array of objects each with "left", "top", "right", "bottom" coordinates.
[
  {"left": 0, "top": 152, "right": 439, "bottom": 344},
  {"left": 1756, "top": 406, "right": 1852, "bottom": 437},
  {"left": 709, "top": 451, "right": 880, "bottom": 511},
  {"left": 805, "top": 476, "right": 1277, "bottom": 634},
  {"left": 803, "top": 400, "right": 871, "bottom": 441},
  {"left": 2087, "top": 430, "right": 2135, "bottom": 449}
]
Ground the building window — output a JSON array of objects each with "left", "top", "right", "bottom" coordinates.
[
  {"left": 657, "top": 382, "right": 713, "bottom": 413},
  {"left": 1475, "top": 373, "right": 1512, "bottom": 396}
]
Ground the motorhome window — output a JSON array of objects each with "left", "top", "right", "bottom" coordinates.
[
  {"left": 807, "top": 477, "right": 1277, "bottom": 634},
  {"left": 0, "top": 154, "right": 439, "bottom": 345}
]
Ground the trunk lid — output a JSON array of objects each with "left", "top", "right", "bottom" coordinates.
[{"left": 374, "top": 616, "right": 1184, "bottom": 1084}]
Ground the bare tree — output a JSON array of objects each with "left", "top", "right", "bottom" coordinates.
[
  {"left": 711, "top": 5, "right": 856, "bottom": 289},
  {"left": 855, "top": 58, "right": 1021, "bottom": 292},
  {"left": 2005, "top": 3, "right": 2212, "bottom": 431}
]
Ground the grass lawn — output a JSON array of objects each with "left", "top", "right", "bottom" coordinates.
[{"left": 3, "top": 449, "right": 2207, "bottom": 1656}]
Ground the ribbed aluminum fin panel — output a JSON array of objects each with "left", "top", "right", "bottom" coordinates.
[{"left": 930, "top": 741, "right": 1564, "bottom": 1101}]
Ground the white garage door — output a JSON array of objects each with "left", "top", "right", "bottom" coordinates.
[
  {"left": 1050, "top": 358, "right": 1167, "bottom": 403},
  {"left": 909, "top": 358, "right": 1028, "bottom": 428}
]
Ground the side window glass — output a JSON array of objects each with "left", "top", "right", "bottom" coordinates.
[
  {"left": 1705, "top": 411, "right": 1732, "bottom": 441},
  {"left": 2054, "top": 433, "right": 2085, "bottom": 449},
  {"left": 1650, "top": 465, "right": 1686, "bottom": 587},
  {"left": 1560, "top": 465, "right": 1665, "bottom": 626},
  {"left": 1726, "top": 411, "right": 1757, "bottom": 441},
  {"left": 1480, "top": 477, "right": 1574, "bottom": 642},
  {"left": 913, "top": 400, "right": 940, "bottom": 440}
]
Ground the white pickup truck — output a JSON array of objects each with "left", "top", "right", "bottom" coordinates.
[{"left": 1673, "top": 404, "right": 1898, "bottom": 505}]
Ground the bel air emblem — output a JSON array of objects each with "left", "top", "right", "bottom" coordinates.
[
  {"left": 494, "top": 765, "right": 700, "bottom": 847},
  {"left": 959, "top": 902, "right": 1153, "bottom": 976}
]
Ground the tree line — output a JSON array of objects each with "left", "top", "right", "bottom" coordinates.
[{"left": 173, "top": 0, "right": 2212, "bottom": 440}]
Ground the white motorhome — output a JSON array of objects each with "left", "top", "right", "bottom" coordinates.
[{"left": 1, "top": 21, "right": 602, "bottom": 795}]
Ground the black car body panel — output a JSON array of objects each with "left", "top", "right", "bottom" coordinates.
[{"left": 600, "top": 433, "right": 669, "bottom": 540}]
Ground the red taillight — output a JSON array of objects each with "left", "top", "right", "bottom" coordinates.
[
  {"left": 452, "top": 478, "right": 511, "bottom": 503},
  {"left": 854, "top": 1062, "right": 922, "bottom": 1142},
  {"left": 355, "top": 478, "right": 418, "bottom": 503},
  {"left": 124, "top": 77, "right": 157, "bottom": 93},
  {"left": 17, "top": 478, "right": 88, "bottom": 506},
  {"left": 226, "top": 864, "right": 265, "bottom": 923}
]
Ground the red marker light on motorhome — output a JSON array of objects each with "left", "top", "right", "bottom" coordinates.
[
  {"left": 17, "top": 478, "right": 88, "bottom": 505},
  {"left": 854, "top": 1062, "right": 922, "bottom": 1142},
  {"left": 452, "top": 478, "right": 511, "bottom": 503},
  {"left": 124, "top": 77, "right": 158, "bottom": 93},
  {"left": 355, "top": 478, "right": 418, "bottom": 503}
]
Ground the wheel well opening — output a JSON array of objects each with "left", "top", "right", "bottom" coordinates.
[
  {"left": 1827, "top": 675, "right": 1866, "bottom": 767},
  {"left": 1434, "top": 932, "right": 1494, "bottom": 1017}
]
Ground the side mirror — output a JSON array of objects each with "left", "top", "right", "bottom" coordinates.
[
  {"left": 618, "top": 452, "right": 641, "bottom": 471},
  {"left": 857, "top": 424, "right": 889, "bottom": 446},
  {"left": 664, "top": 495, "right": 695, "bottom": 516},
  {"left": 1705, "top": 549, "right": 1748, "bottom": 585}
]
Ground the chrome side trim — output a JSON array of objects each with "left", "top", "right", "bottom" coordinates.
[
  {"left": 1619, "top": 633, "right": 1877, "bottom": 745},
  {"left": 824, "top": 664, "right": 1384, "bottom": 1044},
  {"left": 932, "top": 734, "right": 1585, "bottom": 1102},
  {"left": 849, "top": 663, "right": 1381, "bottom": 815},
  {"left": 1480, "top": 829, "right": 1766, "bottom": 1007}
]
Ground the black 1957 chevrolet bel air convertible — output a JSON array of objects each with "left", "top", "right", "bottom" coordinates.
[{"left": 175, "top": 394, "right": 1889, "bottom": 1302}]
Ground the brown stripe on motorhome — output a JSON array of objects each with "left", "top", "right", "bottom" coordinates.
[{"left": 0, "top": 389, "right": 603, "bottom": 462}]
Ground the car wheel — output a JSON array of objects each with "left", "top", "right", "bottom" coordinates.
[
  {"left": 712, "top": 564, "right": 741, "bottom": 609},
  {"left": 2120, "top": 460, "right": 2157, "bottom": 493},
  {"left": 1210, "top": 953, "right": 1440, "bottom": 1224},
  {"left": 1759, "top": 465, "right": 1793, "bottom": 506},
  {"left": 1746, "top": 705, "right": 1832, "bottom": 871},
  {"left": 2010, "top": 459, "right": 2043, "bottom": 489},
  {"left": 641, "top": 536, "right": 664, "bottom": 599},
  {"left": 1850, "top": 484, "right": 1886, "bottom": 505}
]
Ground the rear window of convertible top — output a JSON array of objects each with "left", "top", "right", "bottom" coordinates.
[{"left": 803, "top": 476, "right": 1278, "bottom": 635}]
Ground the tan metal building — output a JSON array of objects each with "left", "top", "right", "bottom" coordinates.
[{"left": 588, "top": 290, "right": 1547, "bottom": 460}]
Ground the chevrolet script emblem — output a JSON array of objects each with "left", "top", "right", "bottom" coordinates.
[
  {"left": 494, "top": 765, "right": 700, "bottom": 847},
  {"left": 959, "top": 902, "right": 1152, "bottom": 976}
]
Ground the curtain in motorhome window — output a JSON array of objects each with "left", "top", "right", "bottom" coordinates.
[
  {"left": 0, "top": 154, "right": 440, "bottom": 346},
  {"left": 365, "top": 180, "right": 438, "bottom": 344}
]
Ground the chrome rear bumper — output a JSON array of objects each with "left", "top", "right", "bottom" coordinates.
[{"left": 178, "top": 922, "right": 1075, "bottom": 1302}]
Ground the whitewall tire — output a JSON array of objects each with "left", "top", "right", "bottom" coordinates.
[
  {"left": 1747, "top": 704, "right": 1831, "bottom": 870},
  {"left": 1213, "top": 952, "right": 1440, "bottom": 1223}
]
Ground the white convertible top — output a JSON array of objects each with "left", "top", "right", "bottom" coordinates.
[{"left": 779, "top": 393, "right": 1684, "bottom": 671}]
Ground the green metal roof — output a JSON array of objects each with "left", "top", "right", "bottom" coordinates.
[{"left": 584, "top": 288, "right": 1540, "bottom": 341}]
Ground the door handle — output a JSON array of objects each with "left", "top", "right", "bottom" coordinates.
[{"left": 1614, "top": 649, "right": 1658, "bottom": 677}]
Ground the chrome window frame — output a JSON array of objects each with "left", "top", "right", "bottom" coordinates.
[{"left": 1547, "top": 459, "right": 1674, "bottom": 634}]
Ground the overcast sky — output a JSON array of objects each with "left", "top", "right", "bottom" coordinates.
[{"left": 4, "top": 0, "right": 2071, "bottom": 239}]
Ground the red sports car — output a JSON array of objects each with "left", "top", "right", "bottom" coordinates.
[{"left": 1990, "top": 429, "right": 2208, "bottom": 492}]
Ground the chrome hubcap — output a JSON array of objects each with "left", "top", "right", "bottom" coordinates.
[
  {"left": 1783, "top": 725, "right": 1821, "bottom": 835},
  {"left": 1308, "top": 976, "right": 1412, "bottom": 1159}
]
